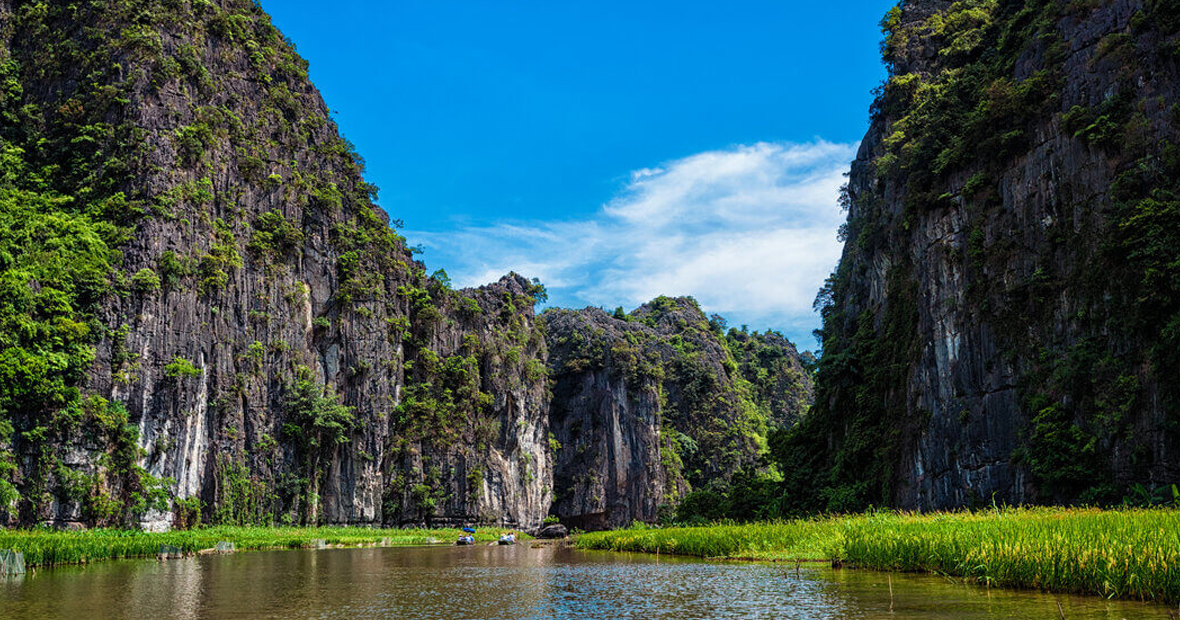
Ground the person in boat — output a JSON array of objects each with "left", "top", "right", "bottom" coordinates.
[
  {"left": 457, "top": 526, "right": 477, "bottom": 545},
  {"left": 498, "top": 531, "right": 517, "bottom": 545}
]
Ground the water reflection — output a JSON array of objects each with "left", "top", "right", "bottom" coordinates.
[{"left": 0, "top": 545, "right": 1170, "bottom": 619}]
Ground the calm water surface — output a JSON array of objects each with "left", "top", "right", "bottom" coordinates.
[{"left": 0, "top": 544, "right": 1171, "bottom": 619}]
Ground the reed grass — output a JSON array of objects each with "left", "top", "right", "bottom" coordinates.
[
  {"left": 577, "top": 508, "right": 1180, "bottom": 604},
  {"left": 576, "top": 519, "right": 847, "bottom": 561},
  {"left": 840, "top": 508, "right": 1180, "bottom": 603},
  {"left": 0, "top": 525, "right": 504, "bottom": 568}
]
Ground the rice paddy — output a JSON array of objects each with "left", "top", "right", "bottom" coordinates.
[
  {"left": 0, "top": 525, "right": 504, "bottom": 568},
  {"left": 576, "top": 518, "right": 847, "bottom": 561},
  {"left": 577, "top": 508, "right": 1180, "bottom": 604}
]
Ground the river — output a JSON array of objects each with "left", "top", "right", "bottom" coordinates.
[{"left": 0, "top": 544, "right": 1171, "bottom": 619}]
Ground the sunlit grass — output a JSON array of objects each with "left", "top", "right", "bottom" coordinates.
[
  {"left": 576, "top": 518, "right": 847, "bottom": 561},
  {"left": 577, "top": 508, "right": 1180, "bottom": 603},
  {"left": 0, "top": 525, "right": 505, "bottom": 568},
  {"left": 840, "top": 508, "right": 1180, "bottom": 603}
]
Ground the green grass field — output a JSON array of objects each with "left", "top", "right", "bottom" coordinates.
[
  {"left": 0, "top": 525, "right": 507, "bottom": 568},
  {"left": 576, "top": 518, "right": 847, "bottom": 561},
  {"left": 576, "top": 508, "right": 1180, "bottom": 604}
]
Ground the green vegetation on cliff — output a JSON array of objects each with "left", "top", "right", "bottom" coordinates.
[
  {"left": 777, "top": 0, "right": 1180, "bottom": 513},
  {"left": 0, "top": 0, "right": 559, "bottom": 530},
  {"left": 546, "top": 297, "right": 814, "bottom": 526},
  {"left": 0, "top": 0, "right": 340, "bottom": 526},
  {"left": 795, "top": 0, "right": 1074, "bottom": 512},
  {"left": 0, "top": 29, "right": 162, "bottom": 525}
]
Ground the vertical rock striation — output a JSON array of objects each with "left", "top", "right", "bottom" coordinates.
[
  {"left": 785, "top": 0, "right": 1180, "bottom": 511},
  {"left": 0, "top": 0, "right": 549, "bottom": 529},
  {"left": 547, "top": 298, "right": 813, "bottom": 528},
  {"left": 0, "top": 1, "right": 813, "bottom": 531}
]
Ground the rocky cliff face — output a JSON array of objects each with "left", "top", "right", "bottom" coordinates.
[
  {"left": 0, "top": 0, "right": 813, "bottom": 531},
  {"left": 782, "top": 0, "right": 1180, "bottom": 511},
  {"left": 0, "top": 0, "right": 549, "bottom": 529},
  {"left": 546, "top": 298, "right": 813, "bottom": 529}
]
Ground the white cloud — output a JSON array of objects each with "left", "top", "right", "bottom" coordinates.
[{"left": 407, "top": 140, "right": 856, "bottom": 347}]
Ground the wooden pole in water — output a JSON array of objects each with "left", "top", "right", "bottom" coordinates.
[
  {"left": 1057, "top": 601, "right": 1066, "bottom": 620},
  {"left": 888, "top": 574, "right": 894, "bottom": 613}
]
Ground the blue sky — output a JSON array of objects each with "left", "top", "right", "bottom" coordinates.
[{"left": 261, "top": 0, "right": 896, "bottom": 349}]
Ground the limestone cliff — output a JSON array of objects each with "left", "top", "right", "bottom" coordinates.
[
  {"left": 0, "top": 0, "right": 813, "bottom": 531},
  {"left": 781, "top": 0, "right": 1180, "bottom": 511},
  {"left": 0, "top": 0, "right": 549, "bottom": 529},
  {"left": 546, "top": 298, "right": 813, "bottom": 529}
]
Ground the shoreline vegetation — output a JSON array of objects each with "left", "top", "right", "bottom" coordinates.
[
  {"left": 576, "top": 508, "right": 1180, "bottom": 605},
  {"left": 0, "top": 526, "right": 509, "bottom": 569},
  {"left": 3, "top": 508, "right": 1176, "bottom": 606}
]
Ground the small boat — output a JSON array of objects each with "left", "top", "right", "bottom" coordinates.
[
  {"left": 456, "top": 535, "right": 475, "bottom": 546},
  {"left": 497, "top": 533, "right": 517, "bottom": 545}
]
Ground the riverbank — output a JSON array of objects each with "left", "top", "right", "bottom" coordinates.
[
  {"left": 0, "top": 525, "right": 508, "bottom": 568},
  {"left": 576, "top": 508, "right": 1180, "bottom": 604}
]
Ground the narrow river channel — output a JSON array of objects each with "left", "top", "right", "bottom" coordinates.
[{"left": 0, "top": 545, "right": 1171, "bottom": 619}]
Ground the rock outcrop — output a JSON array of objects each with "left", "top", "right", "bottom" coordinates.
[
  {"left": 0, "top": 0, "right": 549, "bottom": 529},
  {"left": 536, "top": 523, "right": 569, "bottom": 539},
  {"left": 546, "top": 298, "right": 813, "bottom": 529},
  {"left": 783, "top": 0, "right": 1180, "bottom": 511},
  {"left": 0, "top": 1, "right": 814, "bottom": 531}
]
